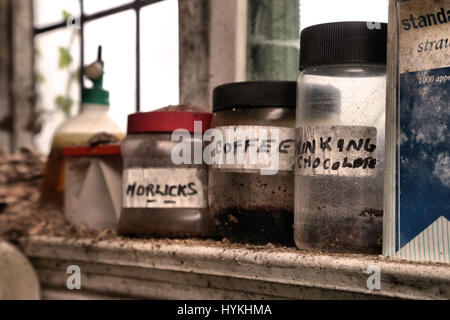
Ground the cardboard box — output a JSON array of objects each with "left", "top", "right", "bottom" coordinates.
[{"left": 384, "top": 0, "right": 450, "bottom": 263}]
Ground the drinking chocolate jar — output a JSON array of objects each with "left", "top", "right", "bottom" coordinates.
[
  {"left": 294, "top": 22, "right": 387, "bottom": 253},
  {"left": 209, "top": 81, "right": 297, "bottom": 245},
  {"left": 118, "top": 110, "right": 215, "bottom": 237}
]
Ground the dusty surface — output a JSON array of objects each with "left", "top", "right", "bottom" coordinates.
[
  {"left": 0, "top": 149, "right": 117, "bottom": 244},
  {"left": 155, "top": 104, "right": 209, "bottom": 113},
  {"left": 0, "top": 149, "right": 295, "bottom": 253},
  {"left": 82, "top": 132, "right": 120, "bottom": 147},
  {"left": 3, "top": 149, "right": 445, "bottom": 266}
]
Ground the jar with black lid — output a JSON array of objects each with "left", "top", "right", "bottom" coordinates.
[
  {"left": 118, "top": 110, "right": 216, "bottom": 237},
  {"left": 295, "top": 22, "right": 387, "bottom": 253},
  {"left": 209, "top": 81, "right": 297, "bottom": 246}
]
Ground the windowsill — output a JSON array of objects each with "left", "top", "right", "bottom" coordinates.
[{"left": 19, "top": 236, "right": 450, "bottom": 300}]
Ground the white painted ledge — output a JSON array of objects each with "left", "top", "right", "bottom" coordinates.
[{"left": 19, "top": 236, "right": 450, "bottom": 300}]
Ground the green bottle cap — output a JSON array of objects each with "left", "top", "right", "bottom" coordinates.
[{"left": 82, "top": 46, "right": 109, "bottom": 106}]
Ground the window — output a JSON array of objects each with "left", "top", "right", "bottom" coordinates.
[
  {"left": 246, "top": 0, "right": 300, "bottom": 81},
  {"left": 33, "top": 0, "right": 179, "bottom": 154},
  {"left": 300, "top": 0, "right": 388, "bottom": 31}
]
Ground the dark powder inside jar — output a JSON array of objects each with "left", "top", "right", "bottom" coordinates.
[
  {"left": 210, "top": 171, "right": 294, "bottom": 246},
  {"left": 216, "top": 208, "right": 293, "bottom": 246}
]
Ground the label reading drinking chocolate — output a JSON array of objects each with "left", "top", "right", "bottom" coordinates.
[
  {"left": 123, "top": 168, "right": 207, "bottom": 209},
  {"left": 295, "top": 126, "right": 377, "bottom": 177}
]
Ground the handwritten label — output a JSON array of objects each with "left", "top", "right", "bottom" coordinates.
[
  {"left": 295, "top": 126, "right": 378, "bottom": 177},
  {"left": 211, "top": 126, "right": 295, "bottom": 172},
  {"left": 123, "top": 168, "right": 207, "bottom": 208}
]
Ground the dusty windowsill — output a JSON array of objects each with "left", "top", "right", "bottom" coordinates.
[
  {"left": 2, "top": 151, "right": 449, "bottom": 300},
  {"left": 18, "top": 236, "right": 450, "bottom": 300}
]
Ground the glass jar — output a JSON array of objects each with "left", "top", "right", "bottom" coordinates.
[
  {"left": 209, "top": 81, "right": 297, "bottom": 246},
  {"left": 118, "top": 111, "right": 215, "bottom": 237},
  {"left": 295, "top": 22, "right": 387, "bottom": 253}
]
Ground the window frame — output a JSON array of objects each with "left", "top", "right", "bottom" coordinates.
[{"left": 33, "top": 0, "right": 166, "bottom": 112}]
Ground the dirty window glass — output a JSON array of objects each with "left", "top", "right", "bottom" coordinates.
[{"left": 32, "top": 0, "right": 179, "bottom": 154}]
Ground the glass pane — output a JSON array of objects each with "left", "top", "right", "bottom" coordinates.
[
  {"left": 84, "top": 0, "right": 133, "bottom": 15},
  {"left": 34, "top": 0, "right": 80, "bottom": 29},
  {"left": 140, "top": 0, "right": 179, "bottom": 111},
  {"left": 84, "top": 10, "right": 136, "bottom": 132},
  {"left": 247, "top": 0, "right": 300, "bottom": 81},
  {"left": 300, "top": 0, "right": 389, "bottom": 31},
  {"left": 34, "top": 29, "right": 81, "bottom": 154}
]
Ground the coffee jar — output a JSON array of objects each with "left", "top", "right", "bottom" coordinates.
[{"left": 209, "top": 81, "right": 297, "bottom": 245}]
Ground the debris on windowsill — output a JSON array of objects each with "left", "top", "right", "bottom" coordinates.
[
  {"left": 0, "top": 148, "right": 294, "bottom": 252},
  {"left": 1, "top": 148, "right": 448, "bottom": 263},
  {"left": 2, "top": 149, "right": 449, "bottom": 299},
  {"left": 0, "top": 149, "right": 116, "bottom": 244}
]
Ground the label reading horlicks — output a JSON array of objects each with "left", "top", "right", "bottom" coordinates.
[
  {"left": 294, "top": 126, "right": 378, "bottom": 177},
  {"left": 123, "top": 168, "right": 207, "bottom": 209}
]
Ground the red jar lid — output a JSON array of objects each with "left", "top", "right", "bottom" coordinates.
[
  {"left": 127, "top": 111, "right": 212, "bottom": 134},
  {"left": 63, "top": 145, "right": 121, "bottom": 157}
]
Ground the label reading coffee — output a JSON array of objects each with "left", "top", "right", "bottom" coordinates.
[
  {"left": 295, "top": 126, "right": 377, "bottom": 177},
  {"left": 123, "top": 168, "right": 207, "bottom": 208},
  {"left": 211, "top": 125, "right": 295, "bottom": 173}
]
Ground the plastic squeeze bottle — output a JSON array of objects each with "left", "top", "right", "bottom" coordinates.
[{"left": 41, "top": 46, "right": 124, "bottom": 205}]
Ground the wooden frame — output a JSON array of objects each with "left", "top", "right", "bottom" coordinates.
[
  {"left": 0, "top": 0, "right": 35, "bottom": 153},
  {"left": 178, "top": 0, "right": 248, "bottom": 109}
]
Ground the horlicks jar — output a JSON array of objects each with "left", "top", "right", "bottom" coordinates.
[{"left": 118, "top": 110, "right": 215, "bottom": 237}]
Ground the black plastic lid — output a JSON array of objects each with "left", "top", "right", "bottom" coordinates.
[
  {"left": 299, "top": 22, "right": 387, "bottom": 70},
  {"left": 213, "top": 81, "right": 297, "bottom": 112}
]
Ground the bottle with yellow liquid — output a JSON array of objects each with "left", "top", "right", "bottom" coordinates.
[{"left": 41, "top": 47, "right": 124, "bottom": 205}]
